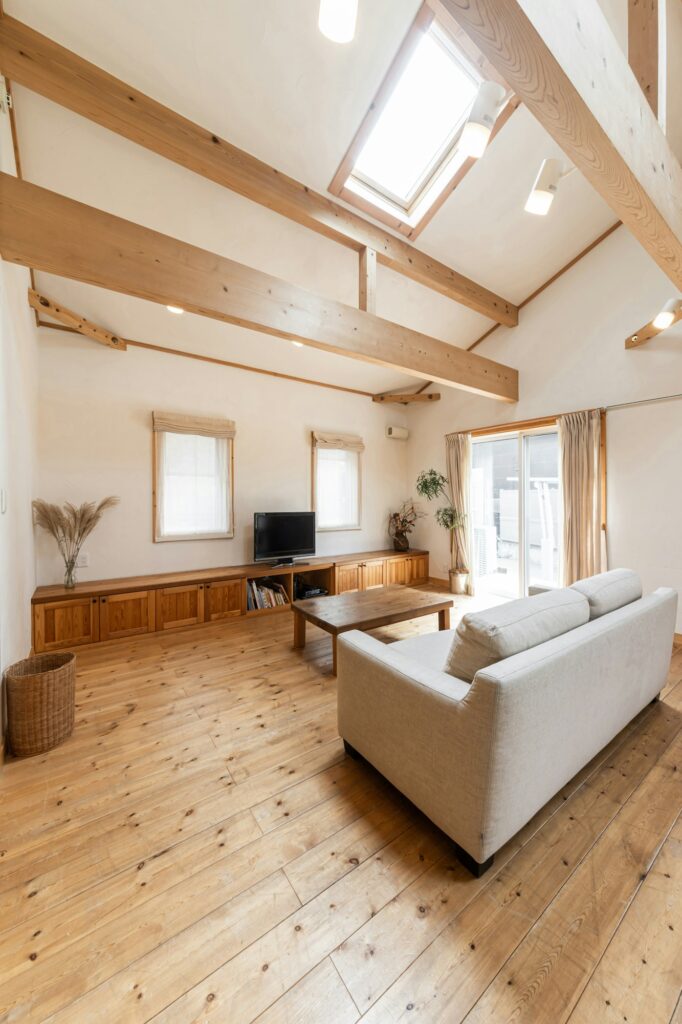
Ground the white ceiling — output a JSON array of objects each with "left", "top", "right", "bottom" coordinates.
[{"left": 6, "top": 0, "right": 625, "bottom": 391}]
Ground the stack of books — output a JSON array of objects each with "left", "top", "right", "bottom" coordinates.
[{"left": 247, "top": 578, "right": 289, "bottom": 610}]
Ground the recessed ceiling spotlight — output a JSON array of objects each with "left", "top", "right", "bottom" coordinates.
[
  {"left": 524, "top": 158, "right": 576, "bottom": 216},
  {"left": 460, "top": 81, "right": 506, "bottom": 159},
  {"left": 166, "top": 305, "right": 184, "bottom": 315},
  {"left": 652, "top": 298, "right": 682, "bottom": 330},
  {"left": 319, "top": 0, "right": 358, "bottom": 44},
  {"left": 291, "top": 341, "right": 304, "bottom": 348}
]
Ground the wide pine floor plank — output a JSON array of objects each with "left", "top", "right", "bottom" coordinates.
[{"left": 0, "top": 590, "right": 679, "bottom": 1023}]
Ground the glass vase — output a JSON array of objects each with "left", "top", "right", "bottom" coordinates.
[{"left": 64, "top": 559, "right": 77, "bottom": 589}]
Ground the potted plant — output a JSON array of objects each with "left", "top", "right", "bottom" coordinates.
[
  {"left": 33, "top": 497, "right": 119, "bottom": 588},
  {"left": 416, "top": 469, "right": 469, "bottom": 594},
  {"left": 388, "top": 500, "right": 424, "bottom": 551}
]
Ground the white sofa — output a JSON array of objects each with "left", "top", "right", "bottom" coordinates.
[{"left": 337, "top": 571, "right": 677, "bottom": 876}]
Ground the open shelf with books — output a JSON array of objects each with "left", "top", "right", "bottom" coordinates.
[{"left": 246, "top": 575, "right": 292, "bottom": 616}]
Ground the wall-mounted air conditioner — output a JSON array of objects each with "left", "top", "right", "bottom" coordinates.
[{"left": 386, "top": 426, "right": 409, "bottom": 441}]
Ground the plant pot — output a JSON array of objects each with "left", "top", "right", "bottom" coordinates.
[
  {"left": 449, "top": 570, "right": 469, "bottom": 595},
  {"left": 392, "top": 534, "right": 410, "bottom": 552}
]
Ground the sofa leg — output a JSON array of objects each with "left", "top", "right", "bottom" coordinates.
[
  {"left": 343, "top": 740, "right": 362, "bottom": 761},
  {"left": 455, "top": 843, "right": 494, "bottom": 878}
]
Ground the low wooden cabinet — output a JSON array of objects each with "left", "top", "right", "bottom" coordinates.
[
  {"left": 204, "top": 579, "right": 243, "bottom": 621},
  {"left": 156, "top": 584, "right": 205, "bottom": 630},
  {"left": 31, "top": 549, "right": 428, "bottom": 652},
  {"left": 34, "top": 595, "right": 99, "bottom": 652},
  {"left": 99, "top": 590, "right": 155, "bottom": 641}
]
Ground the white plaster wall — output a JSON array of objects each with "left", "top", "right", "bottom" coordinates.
[
  {"left": 406, "top": 228, "right": 682, "bottom": 628},
  {"left": 0, "top": 100, "right": 40, "bottom": 713},
  {"left": 36, "top": 334, "right": 410, "bottom": 583}
]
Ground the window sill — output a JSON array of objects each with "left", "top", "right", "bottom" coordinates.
[
  {"left": 154, "top": 531, "right": 235, "bottom": 543},
  {"left": 316, "top": 525, "right": 363, "bottom": 533}
]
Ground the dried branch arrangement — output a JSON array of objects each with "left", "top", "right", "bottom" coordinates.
[{"left": 32, "top": 497, "right": 119, "bottom": 587}]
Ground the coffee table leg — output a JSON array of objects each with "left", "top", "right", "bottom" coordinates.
[
  {"left": 293, "top": 611, "right": 306, "bottom": 650},
  {"left": 438, "top": 608, "right": 451, "bottom": 630},
  {"left": 332, "top": 635, "right": 338, "bottom": 676}
]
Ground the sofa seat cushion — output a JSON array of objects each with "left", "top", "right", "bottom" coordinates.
[
  {"left": 389, "top": 629, "right": 456, "bottom": 672},
  {"left": 570, "top": 568, "right": 642, "bottom": 619},
  {"left": 444, "top": 588, "right": 590, "bottom": 683}
]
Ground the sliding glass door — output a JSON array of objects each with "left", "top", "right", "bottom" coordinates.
[{"left": 471, "top": 429, "right": 560, "bottom": 599}]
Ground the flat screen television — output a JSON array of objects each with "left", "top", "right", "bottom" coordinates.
[{"left": 254, "top": 512, "right": 316, "bottom": 564}]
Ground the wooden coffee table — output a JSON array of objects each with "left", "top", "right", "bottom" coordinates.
[{"left": 292, "top": 586, "right": 453, "bottom": 674}]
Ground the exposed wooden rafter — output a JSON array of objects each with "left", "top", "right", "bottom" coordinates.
[
  {"left": 372, "top": 392, "right": 441, "bottom": 404},
  {"left": 440, "top": 0, "right": 682, "bottom": 290},
  {"left": 0, "top": 174, "right": 519, "bottom": 400},
  {"left": 0, "top": 14, "right": 519, "bottom": 326}
]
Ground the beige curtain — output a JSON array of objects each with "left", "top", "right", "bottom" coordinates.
[
  {"left": 558, "top": 409, "right": 605, "bottom": 585},
  {"left": 445, "top": 431, "right": 474, "bottom": 595}
]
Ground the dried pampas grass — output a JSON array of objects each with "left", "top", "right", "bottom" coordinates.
[{"left": 32, "top": 497, "right": 119, "bottom": 577}]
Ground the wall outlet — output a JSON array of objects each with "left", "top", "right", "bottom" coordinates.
[{"left": 76, "top": 551, "right": 89, "bottom": 568}]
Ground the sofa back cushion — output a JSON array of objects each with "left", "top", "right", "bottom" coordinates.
[
  {"left": 444, "top": 588, "right": 590, "bottom": 683},
  {"left": 570, "top": 568, "right": 642, "bottom": 620}
]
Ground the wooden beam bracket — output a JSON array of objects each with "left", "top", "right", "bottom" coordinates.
[
  {"left": 28, "top": 288, "right": 126, "bottom": 349},
  {"left": 372, "top": 392, "right": 441, "bottom": 404}
]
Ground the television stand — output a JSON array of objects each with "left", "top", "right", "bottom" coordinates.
[{"left": 271, "top": 558, "right": 310, "bottom": 568}]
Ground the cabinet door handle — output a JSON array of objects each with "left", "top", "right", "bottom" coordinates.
[{"left": 101, "top": 597, "right": 107, "bottom": 603}]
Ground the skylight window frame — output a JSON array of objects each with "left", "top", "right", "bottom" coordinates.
[
  {"left": 329, "top": 1, "right": 513, "bottom": 240},
  {"left": 348, "top": 21, "right": 482, "bottom": 213}
]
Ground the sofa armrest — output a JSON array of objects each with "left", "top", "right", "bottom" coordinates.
[
  {"left": 337, "top": 630, "right": 470, "bottom": 702},
  {"left": 336, "top": 630, "right": 494, "bottom": 861}
]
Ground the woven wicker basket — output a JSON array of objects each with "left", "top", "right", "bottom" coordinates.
[{"left": 5, "top": 652, "right": 76, "bottom": 756}]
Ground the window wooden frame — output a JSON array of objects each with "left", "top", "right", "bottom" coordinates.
[
  {"left": 329, "top": 1, "right": 514, "bottom": 241},
  {"left": 152, "top": 423, "right": 235, "bottom": 544},
  {"left": 311, "top": 434, "right": 363, "bottom": 533}
]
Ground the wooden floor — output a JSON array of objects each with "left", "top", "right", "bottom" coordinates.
[{"left": 1, "top": 587, "right": 681, "bottom": 1023}]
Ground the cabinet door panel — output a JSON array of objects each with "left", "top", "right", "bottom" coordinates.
[
  {"left": 156, "top": 584, "right": 205, "bottom": 630},
  {"left": 335, "top": 563, "right": 361, "bottom": 595},
  {"left": 386, "top": 557, "right": 409, "bottom": 586},
  {"left": 34, "top": 597, "right": 99, "bottom": 652},
  {"left": 100, "top": 591, "right": 155, "bottom": 640},
  {"left": 205, "top": 580, "right": 243, "bottom": 621},
  {"left": 408, "top": 554, "right": 429, "bottom": 585},
  {"left": 361, "top": 559, "right": 386, "bottom": 590}
]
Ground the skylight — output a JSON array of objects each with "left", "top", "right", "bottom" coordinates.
[
  {"left": 353, "top": 25, "right": 478, "bottom": 205},
  {"left": 331, "top": 19, "right": 486, "bottom": 232}
]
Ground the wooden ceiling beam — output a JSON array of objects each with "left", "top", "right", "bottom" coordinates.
[
  {"left": 440, "top": 0, "right": 682, "bottom": 290},
  {"left": 0, "top": 14, "right": 519, "bottom": 327},
  {"left": 0, "top": 174, "right": 519, "bottom": 400},
  {"left": 28, "top": 288, "right": 126, "bottom": 349}
]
